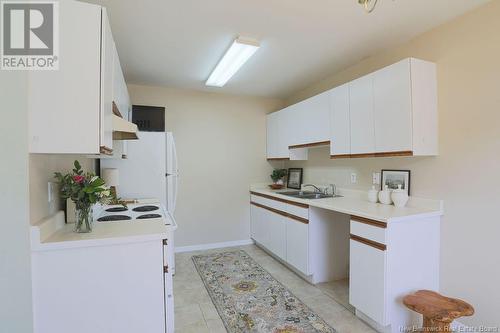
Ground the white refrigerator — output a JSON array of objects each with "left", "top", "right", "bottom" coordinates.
[{"left": 101, "top": 132, "right": 178, "bottom": 215}]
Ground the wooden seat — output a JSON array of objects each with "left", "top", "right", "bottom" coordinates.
[{"left": 403, "top": 290, "right": 474, "bottom": 332}]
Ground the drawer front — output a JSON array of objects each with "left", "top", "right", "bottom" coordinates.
[
  {"left": 250, "top": 194, "right": 286, "bottom": 212},
  {"left": 285, "top": 203, "right": 309, "bottom": 220},
  {"left": 350, "top": 220, "right": 386, "bottom": 244}
]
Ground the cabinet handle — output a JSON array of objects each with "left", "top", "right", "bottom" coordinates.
[
  {"left": 164, "top": 265, "right": 169, "bottom": 273},
  {"left": 350, "top": 234, "right": 387, "bottom": 251}
]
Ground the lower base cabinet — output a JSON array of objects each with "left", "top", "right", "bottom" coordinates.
[
  {"left": 285, "top": 217, "right": 309, "bottom": 275},
  {"left": 250, "top": 202, "right": 309, "bottom": 275},
  {"left": 349, "top": 238, "right": 388, "bottom": 326}
]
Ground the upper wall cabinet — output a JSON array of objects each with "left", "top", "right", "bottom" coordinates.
[
  {"left": 266, "top": 57, "right": 438, "bottom": 161},
  {"left": 29, "top": 2, "right": 130, "bottom": 155},
  {"left": 329, "top": 84, "right": 350, "bottom": 157}
]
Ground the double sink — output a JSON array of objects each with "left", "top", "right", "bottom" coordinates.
[{"left": 279, "top": 190, "right": 343, "bottom": 200}]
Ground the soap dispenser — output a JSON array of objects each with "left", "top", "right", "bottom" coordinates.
[{"left": 368, "top": 185, "right": 379, "bottom": 203}]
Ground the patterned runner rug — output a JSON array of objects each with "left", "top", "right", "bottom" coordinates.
[{"left": 192, "top": 250, "right": 336, "bottom": 333}]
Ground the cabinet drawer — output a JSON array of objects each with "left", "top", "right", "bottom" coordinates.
[
  {"left": 350, "top": 218, "right": 386, "bottom": 244},
  {"left": 285, "top": 203, "right": 308, "bottom": 220},
  {"left": 250, "top": 194, "right": 286, "bottom": 212}
]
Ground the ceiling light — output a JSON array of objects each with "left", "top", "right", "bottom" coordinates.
[
  {"left": 358, "top": 0, "right": 379, "bottom": 13},
  {"left": 206, "top": 37, "right": 260, "bottom": 87}
]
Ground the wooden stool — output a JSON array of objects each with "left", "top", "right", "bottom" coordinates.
[{"left": 403, "top": 290, "right": 474, "bottom": 332}]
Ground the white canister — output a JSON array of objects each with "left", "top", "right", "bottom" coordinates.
[
  {"left": 367, "top": 185, "right": 379, "bottom": 203},
  {"left": 391, "top": 184, "right": 409, "bottom": 208},
  {"left": 378, "top": 185, "right": 393, "bottom": 205}
]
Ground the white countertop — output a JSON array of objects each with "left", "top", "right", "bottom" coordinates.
[
  {"left": 250, "top": 185, "right": 443, "bottom": 223},
  {"left": 31, "top": 211, "right": 169, "bottom": 251}
]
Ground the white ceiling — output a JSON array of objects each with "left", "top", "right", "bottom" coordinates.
[{"left": 84, "top": 0, "right": 488, "bottom": 99}]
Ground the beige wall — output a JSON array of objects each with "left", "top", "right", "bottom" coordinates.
[
  {"left": 29, "top": 155, "right": 95, "bottom": 225},
  {"left": 128, "top": 85, "right": 283, "bottom": 248},
  {"left": 285, "top": 1, "right": 500, "bottom": 327}
]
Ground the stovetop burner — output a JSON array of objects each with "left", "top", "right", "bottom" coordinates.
[
  {"left": 97, "top": 215, "right": 132, "bottom": 222},
  {"left": 105, "top": 207, "right": 128, "bottom": 213},
  {"left": 136, "top": 214, "right": 162, "bottom": 219},
  {"left": 132, "top": 205, "right": 159, "bottom": 212}
]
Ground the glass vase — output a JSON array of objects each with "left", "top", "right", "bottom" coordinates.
[{"left": 75, "top": 205, "right": 93, "bottom": 233}]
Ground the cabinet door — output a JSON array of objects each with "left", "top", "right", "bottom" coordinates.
[
  {"left": 100, "top": 8, "right": 114, "bottom": 151},
  {"left": 250, "top": 204, "right": 262, "bottom": 243},
  {"left": 28, "top": 1, "right": 101, "bottom": 153},
  {"left": 330, "top": 84, "right": 350, "bottom": 156},
  {"left": 349, "top": 75, "right": 375, "bottom": 155},
  {"left": 266, "top": 112, "right": 279, "bottom": 158},
  {"left": 349, "top": 239, "right": 387, "bottom": 325},
  {"left": 286, "top": 219, "right": 309, "bottom": 275},
  {"left": 373, "top": 59, "right": 412, "bottom": 153},
  {"left": 266, "top": 211, "right": 286, "bottom": 260},
  {"left": 112, "top": 41, "right": 130, "bottom": 117},
  {"left": 304, "top": 92, "right": 330, "bottom": 144}
]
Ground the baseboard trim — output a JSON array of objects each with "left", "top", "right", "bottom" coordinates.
[{"left": 174, "top": 239, "right": 254, "bottom": 253}]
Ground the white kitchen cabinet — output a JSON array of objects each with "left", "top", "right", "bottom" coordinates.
[
  {"left": 250, "top": 204, "right": 267, "bottom": 246},
  {"left": 349, "top": 238, "right": 388, "bottom": 326},
  {"left": 329, "top": 83, "right": 350, "bottom": 157},
  {"left": 29, "top": 3, "right": 117, "bottom": 154},
  {"left": 289, "top": 91, "right": 330, "bottom": 147},
  {"left": 285, "top": 218, "right": 309, "bottom": 275},
  {"left": 100, "top": 8, "right": 114, "bottom": 152},
  {"left": 349, "top": 74, "right": 375, "bottom": 155},
  {"left": 373, "top": 59, "right": 412, "bottom": 153},
  {"left": 266, "top": 211, "right": 287, "bottom": 261},
  {"left": 266, "top": 111, "right": 281, "bottom": 159},
  {"left": 29, "top": 1, "right": 102, "bottom": 154},
  {"left": 112, "top": 40, "right": 131, "bottom": 118}
]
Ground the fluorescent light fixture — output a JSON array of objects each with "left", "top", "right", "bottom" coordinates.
[{"left": 206, "top": 37, "right": 260, "bottom": 87}]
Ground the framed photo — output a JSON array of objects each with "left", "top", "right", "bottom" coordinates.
[
  {"left": 381, "top": 170, "right": 411, "bottom": 195},
  {"left": 287, "top": 168, "right": 303, "bottom": 190}
]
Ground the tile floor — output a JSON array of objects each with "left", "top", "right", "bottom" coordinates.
[{"left": 173, "top": 244, "right": 376, "bottom": 333}]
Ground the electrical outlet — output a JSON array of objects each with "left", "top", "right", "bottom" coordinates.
[
  {"left": 48, "top": 182, "right": 56, "bottom": 203},
  {"left": 350, "top": 173, "right": 357, "bottom": 184},
  {"left": 373, "top": 172, "right": 381, "bottom": 185}
]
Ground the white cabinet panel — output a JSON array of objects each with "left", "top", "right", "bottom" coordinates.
[
  {"left": 286, "top": 219, "right": 309, "bottom": 275},
  {"left": 100, "top": 8, "right": 114, "bottom": 151},
  {"left": 112, "top": 41, "right": 130, "bottom": 117},
  {"left": 350, "top": 239, "right": 388, "bottom": 325},
  {"left": 349, "top": 75, "right": 375, "bottom": 155},
  {"left": 329, "top": 84, "right": 350, "bottom": 156},
  {"left": 373, "top": 59, "right": 412, "bottom": 153},
  {"left": 265, "top": 211, "right": 286, "bottom": 260},
  {"left": 266, "top": 112, "right": 279, "bottom": 158},
  {"left": 29, "top": 1, "right": 101, "bottom": 154}
]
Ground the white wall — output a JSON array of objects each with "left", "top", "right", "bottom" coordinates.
[
  {"left": 0, "top": 72, "right": 33, "bottom": 332},
  {"left": 285, "top": 1, "right": 500, "bottom": 327},
  {"left": 129, "top": 85, "right": 283, "bottom": 247}
]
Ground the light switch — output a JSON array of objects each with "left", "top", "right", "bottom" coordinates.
[
  {"left": 350, "top": 173, "right": 357, "bottom": 184},
  {"left": 48, "top": 182, "right": 56, "bottom": 203},
  {"left": 373, "top": 172, "right": 381, "bottom": 185}
]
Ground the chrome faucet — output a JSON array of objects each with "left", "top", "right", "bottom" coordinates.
[
  {"left": 303, "top": 184, "right": 322, "bottom": 193},
  {"left": 328, "top": 184, "right": 337, "bottom": 196}
]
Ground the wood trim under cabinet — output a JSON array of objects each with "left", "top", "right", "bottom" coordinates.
[
  {"left": 331, "top": 151, "right": 413, "bottom": 159},
  {"left": 350, "top": 234, "right": 387, "bottom": 251},
  {"left": 99, "top": 146, "right": 113, "bottom": 155},
  {"left": 289, "top": 140, "right": 330, "bottom": 149},
  {"left": 251, "top": 202, "right": 309, "bottom": 224},
  {"left": 351, "top": 215, "right": 387, "bottom": 229},
  {"left": 112, "top": 101, "right": 123, "bottom": 118},
  {"left": 250, "top": 191, "right": 309, "bottom": 208},
  {"left": 267, "top": 157, "right": 290, "bottom": 161}
]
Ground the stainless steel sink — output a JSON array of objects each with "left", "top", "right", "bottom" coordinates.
[{"left": 279, "top": 191, "right": 343, "bottom": 199}]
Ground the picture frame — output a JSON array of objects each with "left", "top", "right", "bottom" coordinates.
[
  {"left": 287, "top": 168, "right": 303, "bottom": 190},
  {"left": 381, "top": 169, "right": 411, "bottom": 195}
]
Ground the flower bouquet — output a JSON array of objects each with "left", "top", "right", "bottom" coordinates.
[{"left": 54, "top": 160, "right": 114, "bottom": 233}]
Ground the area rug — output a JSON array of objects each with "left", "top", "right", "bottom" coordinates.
[{"left": 192, "top": 250, "right": 336, "bottom": 333}]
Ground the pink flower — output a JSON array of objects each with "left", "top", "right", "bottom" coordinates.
[{"left": 73, "top": 175, "right": 85, "bottom": 183}]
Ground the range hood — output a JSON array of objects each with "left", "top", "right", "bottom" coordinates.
[
  {"left": 112, "top": 102, "right": 138, "bottom": 140},
  {"left": 112, "top": 114, "right": 138, "bottom": 140}
]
